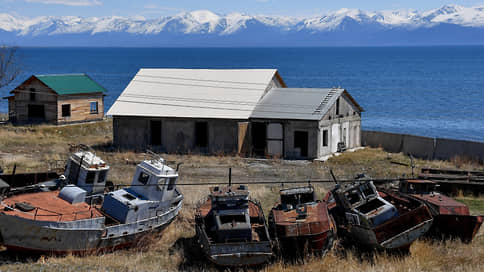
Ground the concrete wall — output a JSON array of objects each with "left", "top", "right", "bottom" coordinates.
[
  {"left": 283, "top": 120, "right": 319, "bottom": 159},
  {"left": 362, "top": 130, "right": 484, "bottom": 162},
  {"left": 318, "top": 93, "right": 362, "bottom": 157},
  {"left": 113, "top": 116, "right": 242, "bottom": 154}
]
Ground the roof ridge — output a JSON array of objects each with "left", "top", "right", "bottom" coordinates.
[{"left": 35, "top": 73, "right": 87, "bottom": 77}]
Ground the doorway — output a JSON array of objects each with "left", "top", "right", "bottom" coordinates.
[
  {"left": 27, "top": 104, "right": 45, "bottom": 122},
  {"left": 195, "top": 122, "right": 208, "bottom": 149},
  {"left": 252, "top": 122, "right": 266, "bottom": 156},
  {"left": 294, "top": 131, "right": 308, "bottom": 158},
  {"left": 150, "top": 120, "right": 162, "bottom": 146}
]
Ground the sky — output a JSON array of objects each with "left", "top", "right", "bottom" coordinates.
[{"left": 1, "top": 0, "right": 484, "bottom": 18}]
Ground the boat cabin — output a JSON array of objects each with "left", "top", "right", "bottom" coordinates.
[
  {"left": 64, "top": 151, "right": 109, "bottom": 194},
  {"left": 399, "top": 180, "right": 437, "bottom": 195},
  {"left": 101, "top": 157, "right": 180, "bottom": 224},
  {"left": 279, "top": 185, "right": 315, "bottom": 213},
  {"left": 333, "top": 181, "right": 398, "bottom": 227},
  {"left": 208, "top": 185, "right": 252, "bottom": 243}
]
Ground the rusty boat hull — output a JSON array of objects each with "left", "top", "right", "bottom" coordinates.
[
  {"left": 411, "top": 193, "right": 483, "bottom": 242},
  {"left": 0, "top": 198, "right": 183, "bottom": 254},
  {"left": 269, "top": 202, "right": 336, "bottom": 256},
  {"left": 328, "top": 188, "right": 433, "bottom": 250}
]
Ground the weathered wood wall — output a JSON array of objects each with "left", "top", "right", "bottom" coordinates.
[
  {"left": 10, "top": 77, "right": 58, "bottom": 124},
  {"left": 57, "top": 94, "right": 104, "bottom": 124}
]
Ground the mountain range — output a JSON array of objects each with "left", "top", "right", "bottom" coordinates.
[{"left": 2, "top": 5, "right": 484, "bottom": 46}]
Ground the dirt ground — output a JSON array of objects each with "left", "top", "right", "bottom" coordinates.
[{"left": 0, "top": 119, "right": 483, "bottom": 271}]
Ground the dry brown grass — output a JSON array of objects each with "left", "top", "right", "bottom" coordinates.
[{"left": 0, "top": 120, "right": 483, "bottom": 271}]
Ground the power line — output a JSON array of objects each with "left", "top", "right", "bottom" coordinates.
[
  {"left": 131, "top": 78, "right": 267, "bottom": 92},
  {"left": 136, "top": 73, "right": 271, "bottom": 86}
]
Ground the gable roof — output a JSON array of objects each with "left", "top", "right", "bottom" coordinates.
[
  {"left": 23, "top": 74, "right": 106, "bottom": 95},
  {"left": 107, "top": 68, "right": 281, "bottom": 119},
  {"left": 250, "top": 88, "right": 363, "bottom": 120}
]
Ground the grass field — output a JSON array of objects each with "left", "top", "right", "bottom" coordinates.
[{"left": 0, "top": 119, "right": 483, "bottom": 271}]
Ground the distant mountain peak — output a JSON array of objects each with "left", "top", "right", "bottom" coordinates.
[{"left": 2, "top": 5, "right": 484, "bottom": 46}]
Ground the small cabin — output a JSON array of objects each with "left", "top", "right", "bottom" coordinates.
[
  {"left": 64, "top": 151, "right": 110, "bottom": 195},
  {"left": 101, "top": 157, "right": 181, "bottom": 224},
  {"left": 3, "top": 74, "right": 106, "bottom": 125}
]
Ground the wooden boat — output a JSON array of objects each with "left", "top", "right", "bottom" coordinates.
[
  {"left": 399, "top": 179, "right": 483, "bottom": 242},
  {"left": 325, "top": 180, "right": 433, "bottom": 250},
  {"left": 0, "top": 151, "right": 183, "bottom": 254},
  {"left": 268, "top": 185, "right": 336, "bottom": 257},
  {"left": 195, "top": 185, "right": 272, "bottom": 267}
]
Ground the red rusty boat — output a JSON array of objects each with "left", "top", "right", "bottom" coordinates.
[
  {"left": 195, "top": 185, "right": 272, "bottom": 267},
  {"left": 399, "top": 179, "right": 483, "bottom": 242},
  {"left": 268, "top": 185, "right": 336, "bottom": 257},
  {"left": 325, "top": 180, "right": 433, "bottom": 251}
]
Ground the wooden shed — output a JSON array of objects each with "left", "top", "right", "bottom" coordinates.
[{"left": 3, "top": 74, "right": 106, "bottom": 125}]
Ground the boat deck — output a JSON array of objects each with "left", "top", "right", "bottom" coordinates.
[
  {"left": 272, "top": 202, "right": 334, "bottom": 238},
  {"left": 1, "top": 190, "right": 103, "bottom": 222}
]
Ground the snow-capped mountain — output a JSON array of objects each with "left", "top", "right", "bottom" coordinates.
[{"left": 2, "top": 5, "right": 484, "bottom": 46}]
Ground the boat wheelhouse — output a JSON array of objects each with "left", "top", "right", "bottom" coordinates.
[{"left": 195, "top": 185, "right": 272, "bottom": 266}]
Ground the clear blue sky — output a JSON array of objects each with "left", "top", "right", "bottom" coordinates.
[{"left": 2, "top": 0, "right": 484, "bottom": 18}]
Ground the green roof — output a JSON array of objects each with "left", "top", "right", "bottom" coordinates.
[{"left": 35, "top": 74, "right": 107, "bottom": 95}]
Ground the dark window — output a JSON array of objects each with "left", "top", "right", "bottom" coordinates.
[
  {"left": 27, "top": 104, "right": 45, "bottom": 119},
  {"left": 150, "top": 120, "right": 162, "bottom": 145},
  {"left": 68, "top": 161, "right": 80, "bottom": 184},
  {"left": 29, "top": 88, "right": 36, "bottom": 101},
  {"left": 195, "top": 122, "right": 208, "bottom": 148},
  {"left": 323, "top": 130, "right": 328, "bottom": 147},
  {"left": 294, "top": 131, "right": 308, "bottom": 157},
  {"left": 219, "top": 215, "right": 247, "bottom": 224},
  {"left": 138, "top": 172, "right": 150, "bottom": 185},
  {"left": 90, "top": 101, "right": 98, "bottom": 114},
  {"left": 85, "top": 171, "right": 96, "bottom": 184},
  {"left": 98, "top": 170, "right": 108, "bottom": 183},
  {"left": 336, "top": 98, "right": 340, "bottom": 116},
  {"left": 123, "top": 193, "right": 136, "bottom": 201},
  {"left": 167, "top": 177, "right": 177, "bottom": 190},
  {"left": 62, "top": 104, "right": 71, "bottom": 117}
]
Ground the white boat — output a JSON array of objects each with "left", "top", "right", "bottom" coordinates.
[{"left": 0, "top": 151, "right": 183, "bottom": 254}]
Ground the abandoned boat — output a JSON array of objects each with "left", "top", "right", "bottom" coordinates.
[
  {"left": 0, "top": 152, "right": 183, "bottom": 254},
  {"left": 326, "top": 180, "right": 433, "bottom": 250},
  {"left": 268, "top": 185, "right": 336, "bottom": 257},
  {"left": 0, "top": 146, "right": 109, "bottom": 197},
  {"left": 195, "top": 185, "right": 272, "bottom": 266},
  {"left": 399, "top": 179, "right": 483, "bottom": 242}
]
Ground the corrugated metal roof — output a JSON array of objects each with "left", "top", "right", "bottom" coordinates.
[
  {"left": 34, "top": 74, "right": 107, "bottom": 95},
  {"left": 250, "top": 88, "right": 344, "bottom": 120},
  {"left": 107, "top": 68, "right": 279, "bottom": 119}
]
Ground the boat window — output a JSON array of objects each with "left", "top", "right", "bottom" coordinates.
[
  {"left": 360, "top": 184, "right": 376, "bottom": 198},
  {"left": 166, "top": 177, "right": 177, "bottom": 190},
  {"left": 299, "top": 192, "right": 315, "bottom": 204},
  {"left": 219, "top": 214, "right": 246, "bottom": 225},
  {"left": 67, "top": 161, "right": 80, "bottom": 183},
  {"left": 345, "top": 190, "right": 361, "bottom": 205},
  {"left": 138, "top": 172, "right": 150, "bottom": 185},
  {"left": 85, "top": 171, "right": 96, "bottom": 184},
  {"left": 98, "top": 170, "right": 108, "bottom": 183},
  {"left": 157, "top": 178, "right": 165, "bottom": 191},
  {"left": 123, "top": 193, "right": 136, "bottom": 201},
  {"left": 281, "top": 194, "right": 298, "bottom": 209}
]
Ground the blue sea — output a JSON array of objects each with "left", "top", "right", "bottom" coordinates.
[{"left": 1, "top": 47, "right": 483, "bottom": 142}]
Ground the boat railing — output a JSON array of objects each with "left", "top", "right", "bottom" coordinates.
[{"left": 32, "top": 206, "right": 96, "bottom": 222}]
